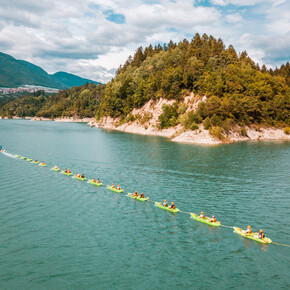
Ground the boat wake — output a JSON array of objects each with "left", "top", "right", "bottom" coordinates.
[{"left": 1, "top": 151, "right": 16, "bottom": 158}]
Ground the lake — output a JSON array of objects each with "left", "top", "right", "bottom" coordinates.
[{"left": 0, "top": 119, "right": 289, "bottom": 289}]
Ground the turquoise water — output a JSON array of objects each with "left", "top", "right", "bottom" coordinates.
[{"left": 0, "top": 119, "right": 289, "bottom": 289}]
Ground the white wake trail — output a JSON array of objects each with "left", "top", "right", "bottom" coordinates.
[{"left": 1, "top": 151, "right": 16, "bottom": 158}]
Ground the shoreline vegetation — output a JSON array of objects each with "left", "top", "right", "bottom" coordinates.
[{"left": 0, "top": 34, "right": 289, "bottom": 144}]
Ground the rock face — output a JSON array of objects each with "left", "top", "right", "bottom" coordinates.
[{"left": 93, "top": 95, "right": 290, "bottom": 145}]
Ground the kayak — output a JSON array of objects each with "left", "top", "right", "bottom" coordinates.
[
  {"left": 74, "top": 175, "right": 87, "bottom": 181},
  {"left": 107, "top": 185, "right": 124, "bottom": 193},
  {"left": 128, "top": 193, "right": 149, "bottom": 202},
  {"left": 234, "top": 227, "right": 272, "bottom": 244},
  {"left": 32, "top": 161, "right": 39, "bottom": 164},
  {"left": 155, "top": 202, "right": 179, "bottom": 213},
  {"left": 39, "top": 163, "right": 47, "bottom": 167},
  {"left": 15, "top": 155, "right": 20, "bottom": 158},
  {"left": 51, "top": 167, "right": 60, "bottom": 171},
  {"left": 61, "top": 170, "right": 73, "bottom": 176},
  {"left": 88, "top": 180, "right": 103, "bottom": 186},
  {"left": 190, "top": 213, "right": 221, "bottom": 227},
  {"left": 20, "top": 156, "right": 27, "bottom": 160},
  {"left": 26, "top": 158, "right": 33, "bottom": 162}
]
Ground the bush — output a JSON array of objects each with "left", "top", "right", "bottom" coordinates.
[
  {"left": 178, "top": 103, "right": 187, "bottom": 115},
  {"left": 221, "top": 118, "right": 234, "bottom": 133},
  {"left": 158, "top": 103, "right": 179, "bottom": 129},
  {"left": 284, "top": 127, "right": 290, "bottom": 135},
  {"left": 209, "top": 126, "right": 225, "bottom": 140},
  {"left": 210, "top": 114, "right": 222, "bottom": 126},
  {"left": 140, "top": 113, "right": 152, "bottom": 125},
  {"left": 126, "top": 113, "right": 135, "bottom": 122},
  {"left": 240, "top": 127, "right": 248, "bottom": 137},
  {"left": 189, "top": 122, "right": 199, "bottom": 130},
  {"left": 203, "top": 117, "right": 212, "bottom": 130}
]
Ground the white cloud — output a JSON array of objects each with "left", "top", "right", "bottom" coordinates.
[
  {"left": 0, "top": 0, "right": 289, "bottom": 82},
  {"left": 225, "top": 13, "right": 243, "bottom": 24},
  {"left": 212, "top": 0, "right": 263, "bottom": 6}
]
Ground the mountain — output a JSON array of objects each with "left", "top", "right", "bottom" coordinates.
[
  {"left": 51, "top": 72, "right": 100, "bottom": 88},
  {"left": 0, "top": 52, "right": 100, "bottom": 89}
]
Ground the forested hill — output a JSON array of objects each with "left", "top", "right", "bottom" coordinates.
[
  {"left": 1, "top": 34, "right": 289, "bottom": 130},
  {"left": 0, "top": 52, "right": 100, "bottom": 89}
]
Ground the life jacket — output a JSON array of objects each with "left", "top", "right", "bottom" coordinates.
[
  {"left": 200, "top": 214, "right": 205, "bottom": 218},
  {"left": 246, "top": 229, "right": 252, "bottom": 234},
  {"left": 212, "top": 218, "right": 216, "bottom": 222},
  {"left": 140, "top": 194, "right": 144, "bottom": 198},
  {"left": 259, "top": 233, "right": 265, "bottom": 238},
  {"left": 171, "top": 204, "right": 176, "bottom": 209},
  {"left": 163, "top": 202, "right": 168, "bottom": 207}
]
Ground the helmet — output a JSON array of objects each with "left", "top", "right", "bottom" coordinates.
[
  {"left": 247, "top": 225, "right": 251, "bottom": 228},
  {"left": 212, "top": 215, "right": 215, "bottom": 218},
  {"left": 164, "top": 200, "right": 167, "bottom": 202},
  {"left": 118, "top": 184, "right": 120, "bottom": 186},
  {"left": 201, "top": 211, "right": 204, "bottom": 214},
  {"left": 171, "top": 202, "right": 174, "bottom": 204},
  {"left": 260, "top": 229, "right": 263, "bottom": 232}
]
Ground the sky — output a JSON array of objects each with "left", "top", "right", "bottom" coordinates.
[{"left": 0, "top": 0, "right": 289, "bottom": 83}]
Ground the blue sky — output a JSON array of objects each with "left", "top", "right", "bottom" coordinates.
[{"left": 0, "top": 0, "right": 289, "bottom": 82}]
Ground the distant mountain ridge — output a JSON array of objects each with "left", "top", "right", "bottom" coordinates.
[{"left": 0, "top": 52, "right": 100, "bottom": 89}]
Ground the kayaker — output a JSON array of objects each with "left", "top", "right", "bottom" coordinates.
[
  {"left": 169, "top": 202, "right": 175, "bottom": 209},
  {"left": 77, "top": 173, "right": 81, "bottom": 178},
  {"left": 200, "top": 211, "right": 205, "bottom": 218},
  {"left": 244, "top": 225, "right": 252, "bottom": 235},
  {"left": 140, "top": 192, "right": 144, "bottom": 198},
  {"left": 209, "top": 215, "right": 216, "bottom": 222},
  {"left": 163, "top": 200, "right": 168, "bottom": 207},
  {"left": 133, "top": 191, "right": 138, "bottom": 197},
  {"left": 112, "top": 183, "right": 116, "bottom": 189},
  {"left": 35, "top": 159, "right": 38, "bottom": 162},
  {"left": 258, "top": 229, "right": 265, "bottom": 239},
  {"left": 81, "top": 174, "right": 85, "bottom": 179},
  {"left": 117, "top": 184, "right": 121, "bottom": 190},
  {"left": 92, "top": 178, "right": 96, "bottom": 182},
  {"left": 67, "top": 169, "right": 71, "bottom": 173},
  {"left": 64, "top": 168, "right": 67, "bottom": 173},
  {"left": 54, "top": 165, "right": 59, "bottom": 169},
  {"left": 41, "top": 162, "right": 46, "bottom": 165},
  {"left": 97, "top": 178, "right": 100, "bottom": 183}
]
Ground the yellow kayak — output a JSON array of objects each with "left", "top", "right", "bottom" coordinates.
[{"left": 234, "top": 227, "right": 272, "bottom": 244}]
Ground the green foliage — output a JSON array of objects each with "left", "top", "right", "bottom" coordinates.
[
  {"left": 221, "top": 118, "right": 234, "bottom": 133},
  {"left": 0, "top": 83, "right": 101, "bottom": 118},
  {"left": 126, "top": 113, "right": 136, "bottom": 122},
  {"left": 209, "top": 126, "right": 225, "bottom": 140},
  {"left": 284, "top": 127, "right": 290, "bottom": 135},
  {"left": 158, "top": 103, "right": 179, "bottom": 129},
  {"left": 181, "top": 111, "right": 202, "bottom": 130},
  {"left": 139, "top": 113, "right": 152, "bottom": 125},
  {"left": 240, "top": 127, "right": 248, "bottom": 137},
  {"left": 178, "top": 103, "right": 187, "bottom": 114},
  {"left": 203, "top": 117, "right": 212, "bottom": 130}
]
